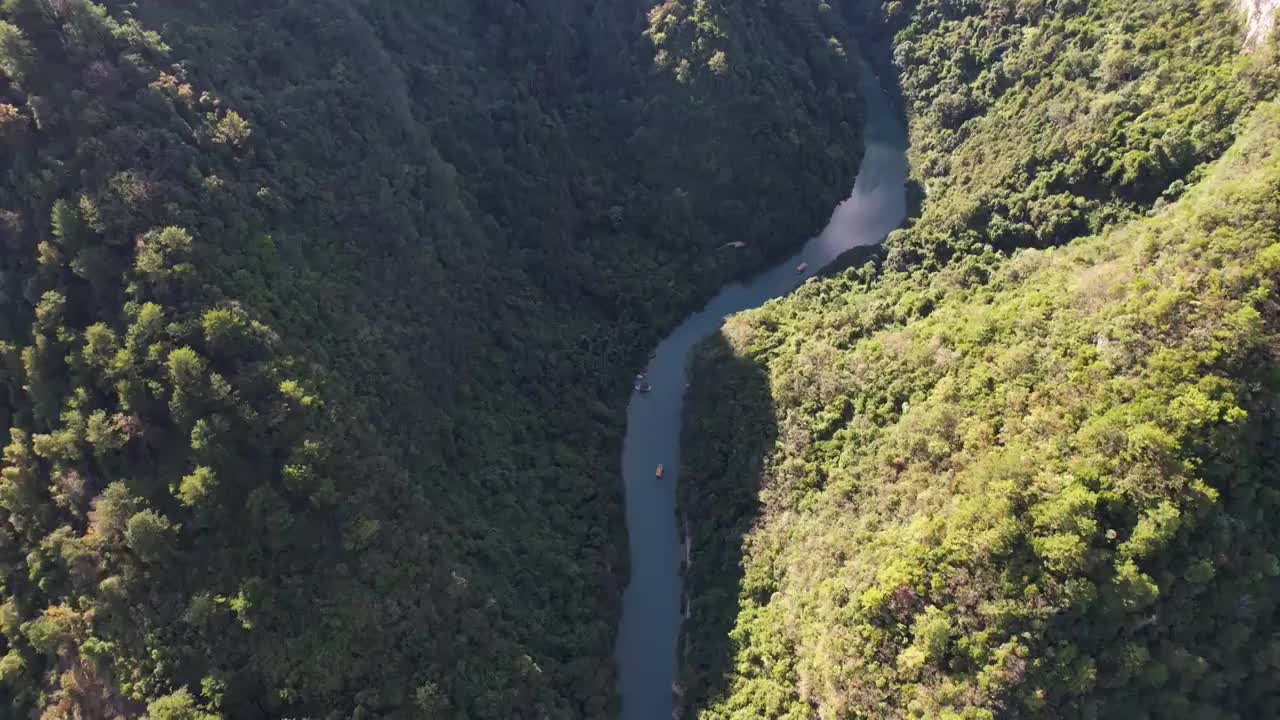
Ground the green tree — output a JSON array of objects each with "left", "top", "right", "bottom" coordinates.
[{"left": 146, "top": 689, "right": 219, "bottom": 720}]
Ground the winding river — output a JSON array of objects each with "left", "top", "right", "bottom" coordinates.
[{"left": 614, "top": 63, "right": 909, "bottom": 720}]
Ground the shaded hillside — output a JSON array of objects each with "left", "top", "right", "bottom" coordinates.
[
  {"left": 0, "top": 0, "right": 867, "bottom": 717},
  {"left": 679, "top": 1, "right": 1280, "bottom": 717}
]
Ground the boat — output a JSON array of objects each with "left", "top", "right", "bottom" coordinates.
[
  {"left": 635, "top": 381, "right": 652, "bottom": 392},
  {"left": 655, "top": 464, "right": 664, "bottom": 478},
  {"left": 796, "top": 262, "right": 809, "bottom": 273}
]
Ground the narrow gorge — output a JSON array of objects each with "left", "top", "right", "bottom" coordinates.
[
  {"left": 0, "top": 0, "right": 1277, "bottom": 718},
  {"left": 616, "top": 60, "right": 906, "bottom": 720}
]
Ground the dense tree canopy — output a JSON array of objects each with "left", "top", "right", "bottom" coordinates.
[
  {"left": 0, "top": 0, "right": 866, "bottom": 717},
  {"left": 678, "top": 1, "right": 1280, "bottom": 718},
  {"left": 849, "top": 0, "right": 1266, "bottom": 268},
  {"left": 5, "top": 0, "right": 1272, "bottom": 716}
]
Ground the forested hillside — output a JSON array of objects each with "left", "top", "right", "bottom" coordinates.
[
  {"left": 855, "top": 0, "right": 1263, "bottom": 269},
  {"left": 0, "top": 0, "right": 866, "bottom": 717},
  {"left": 679, "top": 0, "right": 1280, "bottom": 717}
]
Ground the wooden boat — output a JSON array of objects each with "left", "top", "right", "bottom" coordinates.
[
  {"left": 655, "top": 464, "right": 664, "bottom": 478},
  {"left": 796, "top": 262, "right": 809, "bottom": 273}
]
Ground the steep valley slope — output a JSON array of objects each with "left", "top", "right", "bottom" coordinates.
[
  {"left": 679, "top": 0, "right": 1280, "bottom": 717},
  {"left": 3, "top": 0, "right": 1278, "bottom": 718},
  {"left": 0, "top": 0, "right": 866, "bottom": 718}
]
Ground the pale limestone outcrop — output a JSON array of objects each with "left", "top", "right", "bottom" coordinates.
[{"left": 1241, "top": 0, "right": 1279, "bottom": 48}]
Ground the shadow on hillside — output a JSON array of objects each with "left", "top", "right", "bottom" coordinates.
[
  {"left": 674, "top": 328, "right": 778, "bottom": 717},
  {"left": 845, "top": 2, "right": 907, "bottom": 118},
  {"left": 820, "top": 239, "right": 885, "bottom": 280}
]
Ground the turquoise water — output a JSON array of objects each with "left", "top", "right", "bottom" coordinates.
[{"left": 614, "top": 64, "right": 909, "bottom": 720}]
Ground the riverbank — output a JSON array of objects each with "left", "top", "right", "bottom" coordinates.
[{"left": 615, "top": 59, "right": 908, "bottom": 719}]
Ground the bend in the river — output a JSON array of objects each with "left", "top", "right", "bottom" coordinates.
[{"left": 614, "top": 61, "right": 909, "bottom": 720}]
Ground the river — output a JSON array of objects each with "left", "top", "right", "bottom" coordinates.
[{"left": 614, "top": 62, "right": 909, "bottom": 720}]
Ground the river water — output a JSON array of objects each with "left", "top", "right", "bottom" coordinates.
[{"left": 613, "top": 63, "right": 908, "bottom": 720}]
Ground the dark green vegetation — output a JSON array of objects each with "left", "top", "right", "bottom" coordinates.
[
  {"left": 867, "top": 0, "right": 1265, "bottom": 269},
  {"left": 680, "top": 1, "right": 1280, "bottom": 718},
  {"left": 0, "top": 0, "right": 867, "bottom": 717}
]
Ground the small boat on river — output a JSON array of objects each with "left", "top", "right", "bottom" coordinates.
[
  {"left": 655, "top": 464, "right": 664, "bottom": 478},
  {"left": 796, "top": 262, "right": 809, "bottom": 273}
]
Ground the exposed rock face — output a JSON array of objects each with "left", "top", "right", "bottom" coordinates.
[{"left": 1241, "top": 0, "right": 1279, "bottom": 48}]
